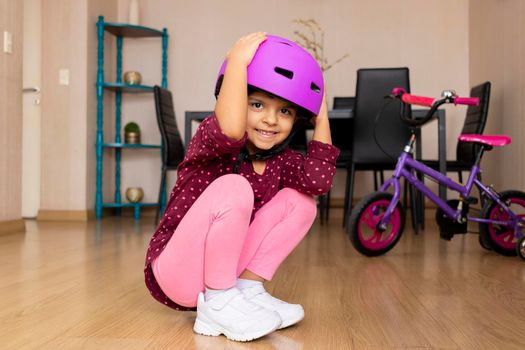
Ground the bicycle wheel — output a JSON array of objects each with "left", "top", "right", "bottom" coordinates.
[
  {"left": 479, "top": 190, "right": 525, "bottom": 256},
  {"left": 347, "top": 192, "right": 405, "bottom": 256},
  {"left": 517, "top": 237, "right": 525, "bottom": 261}
]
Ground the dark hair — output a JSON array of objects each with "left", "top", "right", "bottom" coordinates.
[
  {"left": 233, "top": 118, "right": 311, "bottom": 173},
  {"left": 217, "top": 84, "right": 313, "bottom": 173}
]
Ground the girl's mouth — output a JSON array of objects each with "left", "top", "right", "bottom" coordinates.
[{"left": 255, "top": 129, "right": 278, "bottom": 138}]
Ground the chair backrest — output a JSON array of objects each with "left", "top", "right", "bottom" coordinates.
[
  {"left": 288, "top": 128, "right": 308, "bottom": 154},
  {"left": 329, "top": 117, "right": 353, "bottom": 165},
  {"left": 456, "top": 81, "right": 491, "bottom": 164},
  {"left": 352, "top": 68, "right": 411, "bottom": 165},
  {"left": 154, "top": 86, "right": 185, "bottom": 169},
  {"left": 331, "top": 97, "right": 355, "bottom": 163},
  {"left": 333, "top": 97, "right": 355, "bottom": 110}
]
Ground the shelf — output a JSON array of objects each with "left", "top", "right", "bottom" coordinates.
[
  {"left": 103, "top": 143, "right": 161, "bottom": 149},
  {"left": 96, "top": 16, "right": 168, "bottom": 220},
  {"left": 102, "top": 202, "right": 159, "bottom": 208},
  {"left": 103, "top": 83, "right": 154, "bottom": 93},
  {"left": 104, "top": 22, "right": 163, "bottom": 38}
]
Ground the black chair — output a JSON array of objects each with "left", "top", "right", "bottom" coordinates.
[
  {"left": 418, "top": 81, "right": 491, "bottom": 221},
  {"left": 422, "top": 82, "right": 491, "bottom": 182},
  {"left": 154, "top": 86, "right": 185, "bottom": 222},
  {"left": 317, "top": 97, "right": 355, "bottom": 224},
  {"left": 344, "top": 68, "right": 415, "bottom": 228},
  {"left": 320, "top": 96, "right": 390, "bottom": 224},
  {"left": 333, "top": 97, "right": 355, "bottom": 110}
]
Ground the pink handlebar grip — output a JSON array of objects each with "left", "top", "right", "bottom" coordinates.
[
  {"left": 392, "top": 87, "right": 407, "bottom": 96},
  {"left": 454, "top": 97, "right": 480, "bottom": 106},
  {"left": 401, "top": 93, "right": 434, "bottom": 107}
]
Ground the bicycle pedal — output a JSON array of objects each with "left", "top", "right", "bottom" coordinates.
[{"left": 465, "top": 196, "right": 478, "bottom": 205}]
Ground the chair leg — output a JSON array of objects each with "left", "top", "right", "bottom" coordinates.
[
  {"left": 458, "top": 170, "right": 463, "bottom": 183},
  {"left": 318, "top": 194, "right": 326, "bottom": 225},
  {"left": 380, "top": 170, "right": 385, "bottom": 186},
  {"left": 408, "top": 180, "right": 419, "bottom": 234},
  {"left": 418, "top": 190, "right": 425, "bottom": 230},
  {"left": 477, "top": 172, "right": 485, "bottom": 208},
  {"left": 403, "top": 177, "right": 408, "bottom": 211},
  {"left": 156, "top": 168, "right": 167, "bottom": 224},
  {"left": 373, "top": 170, "right": 379, "bottom": 191},
  {"left": 325, "top": 190, "right": 331, "bottom": 223},
  {"left": 416, "top": 170, "right": 425, "bottom": 230},
  {"left": 343, "top": 169, "right": 351, "bottom": 228},
  {"left": 343, "top": 164, "right": 356, "bottom": 228}
]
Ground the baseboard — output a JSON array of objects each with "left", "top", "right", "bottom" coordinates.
[
  {"left": 0, "top": 219, "right": 26, "bottom": 235},
  {"left": 327, "top": 196, "right": 439, "bottom": 209},
  {"left": 37, "top": 210, "right": 95, "bottom": 222},
  {"left": 327, "top": 197, "right": 345, "bottom": 207},
  {"left": 100, "top": 207, "right": 158, "bottom": 218}
]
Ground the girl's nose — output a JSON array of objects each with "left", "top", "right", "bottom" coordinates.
[{"left": 262, "top": 110, "right": 278, "bottom": 125}]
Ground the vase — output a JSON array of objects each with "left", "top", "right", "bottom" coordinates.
[
  {"left": 126, "top": 187, "right": 144, "bottom": 203},
  {"left": 129, "top": 0, "right": 140, "bottom": 25},
  {"left": 124, "top": 131, "right": 141, "bottom": 144},
  {"left": 123, "top": 71, "right": 142, "bottom": 85}
]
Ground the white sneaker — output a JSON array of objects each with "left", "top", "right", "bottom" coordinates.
[
  {"left": 193, "top": 287, "right": 282, "bottom": 342},
  {"left": 241, "top": 284, "right": 304, "bottom": 329}
]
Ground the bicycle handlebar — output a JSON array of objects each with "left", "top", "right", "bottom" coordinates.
[
  {"left": 402, "top": 94, "right": 434, "bottom": 107},
  {"left": 453, "top": 96, "right": 479, "bottom": 106},
  {"left": 391, "top": 88, "right": 480, "bottom": 127}
]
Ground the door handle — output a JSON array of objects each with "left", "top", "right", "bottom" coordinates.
[{"left": 23, "top": 86, "right": 40, "bottom": 93}]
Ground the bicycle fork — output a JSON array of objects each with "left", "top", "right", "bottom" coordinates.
[{"left": 376, "top": 150, "right": 409, "bottom": 231}]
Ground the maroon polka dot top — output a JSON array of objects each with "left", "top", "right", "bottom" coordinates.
[{"left": 144, "top": 114, "right": 340, "bottom": 310}]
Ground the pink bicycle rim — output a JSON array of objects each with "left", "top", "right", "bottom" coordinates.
[
  {"left": 488, "top": 197, "right": 525, "bottom": 250},
  {"left": 358, "top": 199, "right": 401, "bottom": 250}
]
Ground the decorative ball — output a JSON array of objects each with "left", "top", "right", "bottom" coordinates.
[
  {"left": 124, "top": 131, "right": 141, "bottom": 144},
  {"left": 123, "top": 71, "right": 142, "bottom": 85},
  {"left": 126, "top": 187, "right": 144, "bottom": 203}
]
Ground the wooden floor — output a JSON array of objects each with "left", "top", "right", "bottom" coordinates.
[{"left": 1, "top": 210, "right": 525, "bottom": 349}]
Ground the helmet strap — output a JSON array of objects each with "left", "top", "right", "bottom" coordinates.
[{"left": 232, "top": 126, "right": 304, "bottom": 174}]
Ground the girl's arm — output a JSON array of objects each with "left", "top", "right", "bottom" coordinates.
[
  {"left": 214, "top": 32, "right": 267, "bottom": 140},
  {"left": 311, "top": 92, "right": 332, "bottom": 145}
]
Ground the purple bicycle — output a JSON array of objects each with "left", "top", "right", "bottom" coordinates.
[{"left": 347, "top": 88, "right": 525, "bottom": 260}]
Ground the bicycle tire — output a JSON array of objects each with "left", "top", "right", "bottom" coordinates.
[
  {"left": 479, "top": 190, "right": 525, "bottom": 256},
  {"left": 347, "top": 192, "right": 405, "bottom": 256}
]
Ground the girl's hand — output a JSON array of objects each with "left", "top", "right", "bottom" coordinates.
[
  {"left": 226, "top": 32, "right": 267, "bottom": 67},
  {"left": 311, "top": 89, "right": 332, "bottom": 144},
  {"left": 311, "top": 90, "right": 329, "bottom": 127},
  {"left": 214, "top": 32, "right": 266, "bottom": 140}
]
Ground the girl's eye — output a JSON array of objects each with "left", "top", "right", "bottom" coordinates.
[
  {"left": 251, "top": 102, "right": 263, "bottom": 109},
  {"left": 281, "top": 108, "right": 294, "bottom": 116}
]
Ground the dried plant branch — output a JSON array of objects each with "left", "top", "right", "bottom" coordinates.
[{"left": 292, "top": 19, "right": 349, "bottom": 72}]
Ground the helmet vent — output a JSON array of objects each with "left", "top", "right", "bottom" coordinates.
[
  {"left": 310, "top": 82, "right": 321, "bottom": 93},
  {"left": 278, "top": 41, "right": 292, "bottom": 46},
  {"left": 274, "top": 67, "right": 294, "bottom": 79}
]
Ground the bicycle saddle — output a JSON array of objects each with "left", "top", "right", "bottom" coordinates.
[{"left": 458, "top": 134, "right": 511, "bottom": 147}]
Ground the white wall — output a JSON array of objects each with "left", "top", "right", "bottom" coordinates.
[
  {"left": 470, "top": 0, "right": 525, "bottom": 191},
  {"left": 115, "top": 0, "right": 469, "bottom": 203},
  {"left": 37, "top": 0, "right": 117, "bottom": 218},
  {"left": 8, "top": 0, "right": 525, "bottom": 221},
  {"left": 0, "top": 0, "right": 23, "bottom": 222}
]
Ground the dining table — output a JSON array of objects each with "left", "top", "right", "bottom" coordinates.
[{"left": 184, "top": 108, "right": 447, "bottom": 202}]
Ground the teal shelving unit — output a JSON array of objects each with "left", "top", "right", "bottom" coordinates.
[{"left": 95, "top": 16, "right": 168, "bottom": 220}]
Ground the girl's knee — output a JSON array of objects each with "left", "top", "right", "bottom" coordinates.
[
  {"left": 279, "top": 188, "right": 317, "bottom": 220},
  {"left": 211, "top": 174, "right": 254, "bottom": 211}
]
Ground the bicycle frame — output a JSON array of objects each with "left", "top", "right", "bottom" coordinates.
[{"left": 377, "top": 148, "right": 522, "bottom": 233}]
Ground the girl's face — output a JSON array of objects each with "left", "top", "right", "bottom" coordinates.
[{"left": 245, "top": 91, "right": 297, "bottom": 154}]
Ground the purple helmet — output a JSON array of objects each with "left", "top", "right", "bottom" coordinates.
[{"left": 215, "top": 35, "right": 324, "bottom": 116}]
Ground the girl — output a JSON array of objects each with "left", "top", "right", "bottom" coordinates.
[{"left": 144, "top": 32, "right": 340, "bottom": 342}]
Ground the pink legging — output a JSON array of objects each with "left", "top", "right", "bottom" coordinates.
[{"left": 152, "top": 174, "right": 317, "bottom": 307}]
